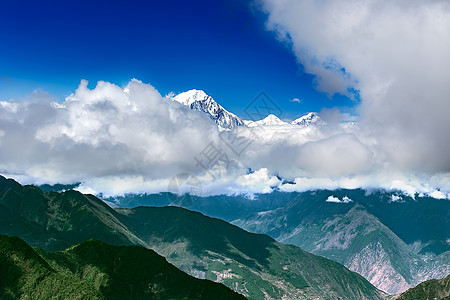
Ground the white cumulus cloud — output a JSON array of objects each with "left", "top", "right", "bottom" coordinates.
[
  {"left": 326, "top": 195, "right": 353, "bottom": 203},
  {"left": 0, "top": 79, "right": 221, "bottom": 185}
]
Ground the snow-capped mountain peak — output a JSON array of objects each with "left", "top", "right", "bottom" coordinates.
[
  {"left": 168, "top": 89, "right": 244, "bottom": 130},
  {"left": 171, "top": 89, "right": 209, "bottom": 106},
  {"left": 246, "top": 114, "right": 288, "bottom": 127},
  {"left": 291, "top": 112, "right": 325, "bottom": 126},
  {"left": 169, "top": 90, "right": 327, "bottom": 130}
]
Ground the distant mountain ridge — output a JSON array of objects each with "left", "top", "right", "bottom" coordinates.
[
  {"left": 0, "top": 175, "right": 385, "bottom": 299},
  {"left": 291, "top": 112, "right": 326, "bottom": 126},
  {"left": 169, "top": 89, "right": 325, "bottom": 129},
  {"left": 245, "top": 114, "right": 288, "bottom": 127},
  {"left": 231, "top": 189, "right": 450, "bottom": 295},
  {"left": 104, "top": 188, "right": 450, "bottom": 295}
]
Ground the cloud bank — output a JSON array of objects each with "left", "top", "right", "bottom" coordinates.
[
  {"left": 0, "top": 80, "right": 221, "bottom": 185},
  {"left": 259, "top": 0, "right": 450, "bottom": 174},
  {"left": 0, "top": 78, "right": 449, "bottom": 199}
]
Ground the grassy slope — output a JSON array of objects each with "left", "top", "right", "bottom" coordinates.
[{"left": 0, "top": 235, "right": 245, "bottom": 299}]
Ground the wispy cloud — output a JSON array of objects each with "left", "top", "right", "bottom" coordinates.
[{"left": 290, "top": 97, "right": 302, "bottom": 103}]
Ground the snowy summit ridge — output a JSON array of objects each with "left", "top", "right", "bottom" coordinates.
[
  {"left": 170, "top": 89, "right": 326, "bottom": 130},
  {"left": 291, "top": 112, "right": 326, "bottom": 126},
  {"left": 246, "top": 114, "right": 288, "bottom": 127},
  {"left": 170, "top": 89, "right": 244, "bottom": 130}
]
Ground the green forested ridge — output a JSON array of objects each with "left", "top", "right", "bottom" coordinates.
[
  {"left": 395, "top": 274, "right": 450, "bottom": 300},
  {"left": 0, "top": 235, "right": 245, "bottom": 299}
]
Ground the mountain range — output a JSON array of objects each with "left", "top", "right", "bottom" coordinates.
[
  {"left": 231, "top": 189, "right": 450, "bottom": 295},
  {"left": 168, "top": 89, "right": 325, "bottom": 130},
  {"left": 0, "top": 175, "right": 386, "bottom": 299},
  {"left": 103, "top": 189, "right": 450, "bottom": 295},
  {"left": 0, "top": 90, "right": 450, "bottom": 299}
]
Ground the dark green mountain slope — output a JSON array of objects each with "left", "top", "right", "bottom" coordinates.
[
  {"left": 0, "top": 175, "right": 145, "bottom": 251},
  {"left": 0, "top": 235, "right": 102, "bottom": 299},
  {"left": 394, "top": 274, "right": 450, "bottom": 300},
  {"left": 0, "top": 235, "right": 244, "bottom": 299},
  {"left": 0, "top": 176, "right": 385, "bottom": 299}
]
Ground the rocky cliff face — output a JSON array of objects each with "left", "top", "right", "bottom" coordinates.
[{"left": 347, "top": 242, "right": 413, "bottom": 293}]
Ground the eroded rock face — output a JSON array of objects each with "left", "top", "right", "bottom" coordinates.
[{"left": 347, "top": 242, "right": 412, "bottom": 294}]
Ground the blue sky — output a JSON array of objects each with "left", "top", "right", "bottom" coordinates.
[{"left": 0, "top": 0, "right": 355, "bottom": 120}]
